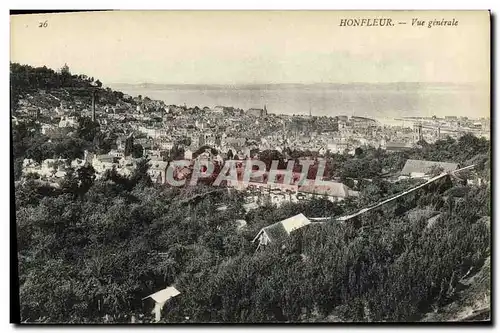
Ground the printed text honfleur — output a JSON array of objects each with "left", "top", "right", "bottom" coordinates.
[{"left": 339, "top": 18, "right": 394, "bottom": 27}]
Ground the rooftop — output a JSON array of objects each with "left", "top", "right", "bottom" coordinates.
[
  {"left": 401, "top": 159, "right": 459, "bottom": 175},
  {"left": 143, "top": 286, "right": 181, "bottom": 304},
  {"left": 253, "top": 213, "right": 311, "bottom": 244},
  {"left": 298, "top": 180, "right": 355, "bottom": 198}
]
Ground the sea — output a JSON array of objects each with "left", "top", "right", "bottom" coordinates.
[{"left": 108, "top": 83, "right": 489, "bottom": 126}]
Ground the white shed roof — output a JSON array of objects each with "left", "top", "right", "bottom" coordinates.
[
  {"left": 143, "top": 286, "right": 180, "bottom": 304},
  {"left": 280, "top": 213, "right": 311, "bottom": 234}
]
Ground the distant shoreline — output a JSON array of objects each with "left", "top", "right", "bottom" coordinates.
[
  {"left": 107, "top": 82, "right": 489, "bottom": 120},
  {"left": 108, "top": 82, "right": 485, "bottom": 91}
]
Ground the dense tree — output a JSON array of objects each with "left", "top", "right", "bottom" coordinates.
[
  {"left": 60, "top": 63, "right": 70, "bottom": 75},
  {"left": 259, "top": 150, "right": 286, "bottom": 170},
  {"left": 77, "top": 117, "right": 100, "bottom": 142},
  {"left": 169, "top": 145, "right": 185, "bottom": 161},
  {"left": 131, "top": 144, "right": 144, "bottom": 158},
  {"left": 15, "top": 162, "right": 490, "bottom": 323}
]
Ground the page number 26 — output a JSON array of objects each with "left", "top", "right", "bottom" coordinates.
[{"left": 38, "top": 21, "right": 48, "bottom": 28}]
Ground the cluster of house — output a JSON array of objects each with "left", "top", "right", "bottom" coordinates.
[
  {"left": 99, "top": 100, "right": 429, "bottom": 160},
  {"left": 21, "top": 150, "right": 174, "bottom": 187},
  {"left": 226, "top": 167, "right": 360, "bottom": 208},
  {"left": 17, "top": 90, "right": 488, "bottom": 173},
  {"left": 16, "top": 87, "right": 488, "bottom": 194},
  {"left": 16, "top": 85, "right": 490, "bottom": 159},
  {"left": 21, "top": 137, "right": 482, "bottom": 195},
  {"left": 22, "top": 157, "right": 86, "bottom": 180}
]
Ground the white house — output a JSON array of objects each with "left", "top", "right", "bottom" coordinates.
[
  {"left": 58, "top": 116, "right": 79, "bottom": 128},
  {"left": 252, "top": 213, "right": 312, "bottom": 250},
  {"left": 297, "top": 180, "right": 359, "bottom": 202},
  {"left": 143, "top": 286, "right": 181, "bottom": 322},
  {"left": 92, "top": 154, "right": 117, "bottom": 175},
  {"left": 399, "top": 159, "right": 459, "bottom": 180}
]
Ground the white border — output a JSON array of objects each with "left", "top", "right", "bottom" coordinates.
[
  {"left": 2, "top": 1, "right": 498, "bottom": 332},
  {"left": 3, "top": 1, "right": 499, "bottom": 10}
]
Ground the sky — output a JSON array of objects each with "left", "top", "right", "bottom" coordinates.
[{"left": 10, "top": 10, "right": 490, "bottom": 85}]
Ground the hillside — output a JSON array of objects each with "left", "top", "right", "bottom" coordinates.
[
  {"left": 14, "top": 170, "right": 491, "bottom": 323},
  {"left": 11, "top": 64, "right": 492, "bottom": 324},
  {"left": 423, "top": 254, "right": 490, "bottom": 322},
  {"left": 10, "top": 62, "right": 139, "bottom": 114}
]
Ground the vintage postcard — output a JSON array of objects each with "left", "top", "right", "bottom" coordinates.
[{"left": 10, "top": 10, "right": 491, "bottom": 324}]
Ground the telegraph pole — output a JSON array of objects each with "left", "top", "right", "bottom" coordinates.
[{"left": 91, "top": 89, "right": 97, "bottom": 122}]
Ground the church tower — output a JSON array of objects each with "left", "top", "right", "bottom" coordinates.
[{"left": 414, "top": 123, "right": 423, "bottom": 143}]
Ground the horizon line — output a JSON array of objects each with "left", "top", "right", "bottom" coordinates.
[{"left": 107, "top": 81, "right": 486, "bottom": 86}]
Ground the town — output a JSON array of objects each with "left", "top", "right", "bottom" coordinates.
[
  {"left": 11, "top": 9, "right": 492, "bottom": 325},
  {"left": 11, "top": 63, "right": 491, "bottom": 324},
  {"left": 12, "top": 64, "right": 490, "bottom": 212}
]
